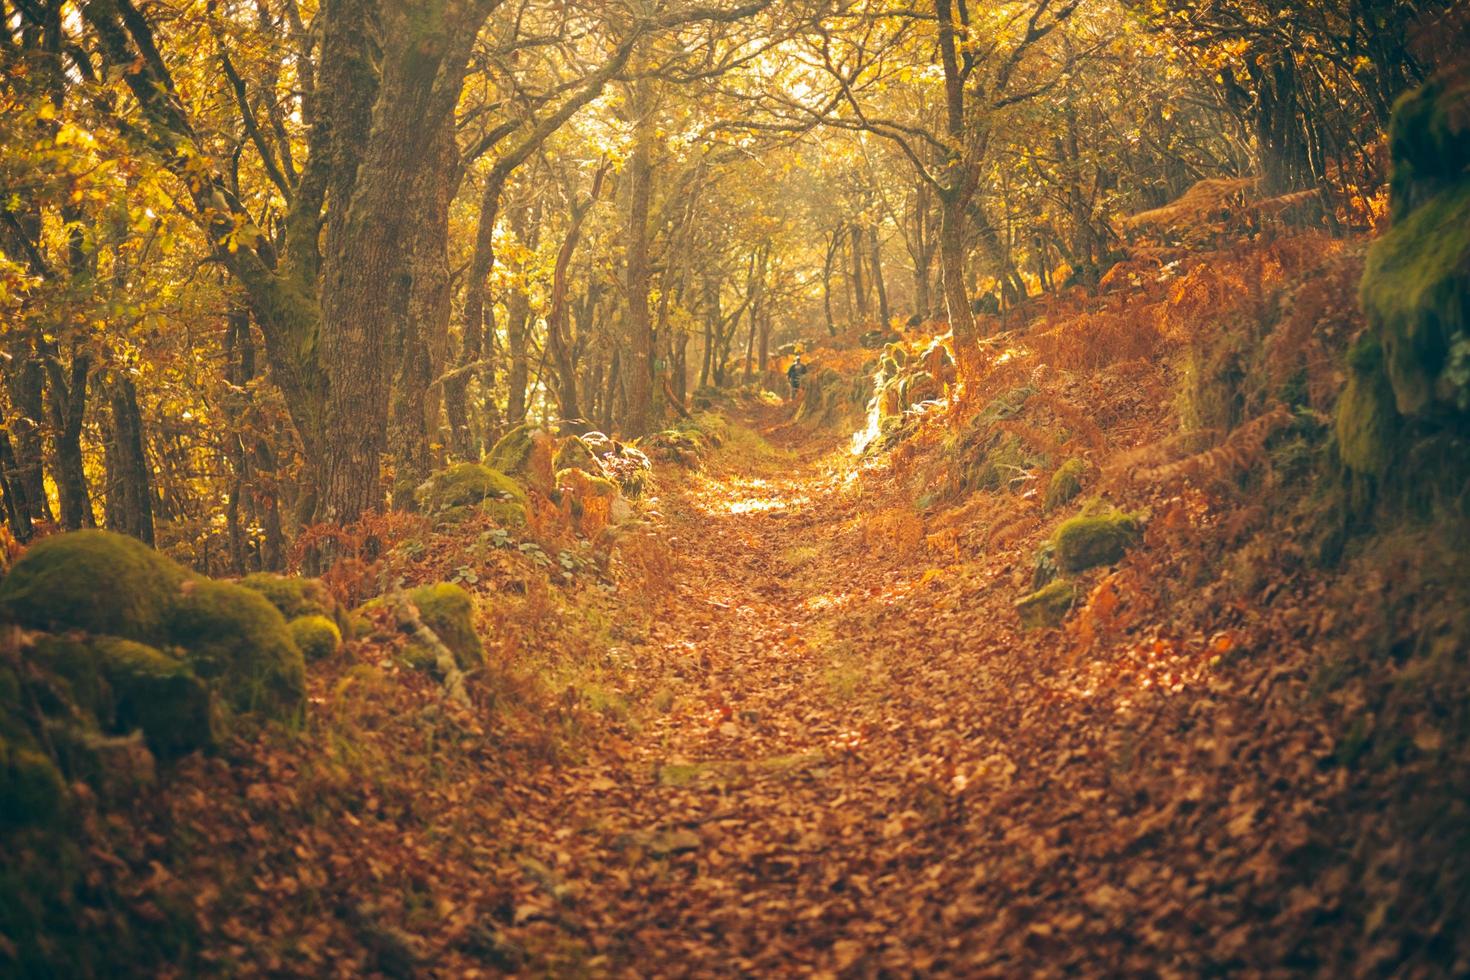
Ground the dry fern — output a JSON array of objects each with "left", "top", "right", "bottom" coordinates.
[{"left": 1133, "top": 404, "right": 1294, "bottom": 490}]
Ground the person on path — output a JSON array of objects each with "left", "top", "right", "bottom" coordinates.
[{"left": 787, "top": 355, "right": 808, "bottom": 400}]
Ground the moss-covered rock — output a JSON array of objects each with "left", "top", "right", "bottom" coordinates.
[
  {"left": 1045, "top": 458, "right": 1087, "bottom": 512},
  {"left": 1360, "top": 180, "right": 1470, "bottom": 420},
  {"left": 1054, "top": 510, "right": 1142, "bottom": 573},
  {"left": 1385, "top": 79, "right": 1470, "bottom": 222},
  {"left": 405, "top": 583, "right": 483, "bottom": 672},
  {"left": 240, "top": 573, "right": 349, "bottom": 637},
  {"left": 969, "top": 434, "right": 1036, "bottom": 493},
  {"left": 1335, "top": 336, "right": 1402, "bottom": 477},
  {"left": 554, "top": 436, "right": 607, "bottom": 477},
  {"left": 289, "top": 615, "right": 342, "bottom": 661},
  {"left": 165, "top": 581, "right": 305, "bottom": 724},
  {"left": 1015, "top": 580, "right": 1076, "bottom": 630},
  {"left": 92, "top": 637, "right": 214, "bottom": 758},
  {"left": 0, "top": 736, "right": 68, "bottom": 828},
  {"left": 0, "top": 530, "right": 188, "bottom": 641},
  {"left": 486, "top": 424, "right": 557, "bottom": 496},
  {"left": 415, "top": 462, "right": 528, "bottom": 519}
]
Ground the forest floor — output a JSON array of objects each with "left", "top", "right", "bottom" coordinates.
[{"left": 107, "top": 385, "right": 1398, "bottom": 978}]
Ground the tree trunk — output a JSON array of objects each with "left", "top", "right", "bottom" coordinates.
[
  {"left": 823, "top": 227, "right": 840, "bottom": 335},
  {"left": 0, "top": 431, "right": 33, "bottom": 541},
  {"left": 3, "top": 353, "right": 48, "bottom": 527},
  {"left": 939, "top": 193, "right": 983, "bottom": 379},
  {"left": 389, "top": 115, "right": 457, "bottom": 509},
  {"left": 623, "top": 80, "right": 658, "bottom": 436},
  {"left": 311, "top": 0, "right": 490, "bottom": 523},
  {"left": 43, "top": 350, "right": 93, "bottom": 531},
  {"left": 104, "top": 372, "right": 155, "bottom": 545},
  {"left": 850, "top": 221, "right": 869, "bottom": 322},
  {"left": 868, "top": 223, "right": 890, "bottom": 326},
  {"left": 447, "top": 167, "right": 509, "bottom": 458},
  {"left": 504, "top": 192, "right": 541, "bottom": 425}
]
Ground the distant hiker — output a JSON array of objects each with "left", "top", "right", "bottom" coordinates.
[{"left": 787, "top": 355, "right": 808, "bottom": 399}]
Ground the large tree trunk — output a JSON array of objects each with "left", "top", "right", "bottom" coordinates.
[
  {"left": 389, "top": 115, "right": 457, "bottom": 509},
  {"left": 307, "top": 0, "right": 490, "bottom": 523},
  {"left": 850, "top": 221, "right": 869, "bottom": 322},
  {"left": 623, "top": 80, "right": 658, "bottom": 436}
]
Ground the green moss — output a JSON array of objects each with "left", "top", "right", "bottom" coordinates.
[
  {"left": 971, "top": 435, "right": 1034, "bottom": 493},
  {"left": 486, "top": 424, "right": 555, "bottom": 495},
  {"left": 1335, "top": 336, "right": 1402, "bottom": 477},
  {"left": 240, "top": 573, "right": 349, "bottom": 636},
  {"left": 1054, "top": 510, "right": 1142, "bottom": 573},
  {"left": 0, "top": 529, "right": 188, "bottom": 641},
  {"left": 92, "top": 637, "right": 214, "bottom": 759},
  {"left": 0, "top": 737, "right": 68, "bottom": 828},
  {"left": 406, "top": 583, "right": 483, "bottom": 672},
  {"left": 1360, "top": 181, "right": 1470, "bottom": 419},
  {"left": 165, "top": 580, "right": 305, "bottom": 724},
  {"left": 1045, "top": 458, "right": 1087, "bottom": 512},
  {"left": 1386, "top": 80, "right": 1470, "bottom": 222},
  {"left": 1015, "top": 580, "right": 1076, "bottom": 630},
  {"left": 415, "top": 462, "right": 527, "bottom": 518},
  {"left": 553, "top": 436, "right": 606, "bottom": 477},
  {"left": 289, "top": 615, "right": 342, "bottom": 661}
]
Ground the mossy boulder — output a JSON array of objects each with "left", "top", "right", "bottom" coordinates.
[
  {"left": 599, "top": 445, "right": 652, "bottom": 498},
  {"left": 363, "top": 584, "right": 485, "bottom": 673},
  {"left": 1335, "top": 336, "right": 1402, "bottom": 477},
  {"left": 289, "top": 615, "right": 342, "bottom": 661},
  {"left": 1360, "top": 180, "right": 1470, "bottom": 420},
  {"left": 1015, "top": 580, "right": 1076, "bottom": 630},
  {"left": 0, "top": 529, "right": 188, "bottom": 641},
  {"left": 1385, "top": 79, "right": 1470, "bottom": 222},
  {"left": 486, "top": 424, "right": 557, "bottom": 496},
  {"left": 165, "top": 580, "right": 305, "bottom": 724},
  {"left": 240, "top": 573, "right": 350, "bottom": 637},
  {"left": 415, "top": 462, "right": 528, "bottom": 523},
  {"left": 1045, "top": 458, "right": 1087, "bottom": 512},
  {"left": 0, "top": 736, "right": 68, "bottom": 828},
  {"left": 1054, "top": 510, "right": 1143, "bottom": 573},
  {"left": 554, "top": 436, "right": 607, "bottom": 477},
  {"left": 405, "top": 583, "right": 483, "bottom": 672},
  {"left": 969, "top": 434, "right": 1036, "bottom": 493},
  {"left": 92, "top": 637, "right": 214, "bottom": 759}
]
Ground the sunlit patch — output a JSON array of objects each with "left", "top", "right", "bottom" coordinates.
[
  {"left": 726, "top": 494, "right": 810, "bottom": 515},
  {"left": 828, "top": 729, "right": 864, "bottom": 752},
  {"left": 804, "top": 591, "right": 854, "bottom": 613}
]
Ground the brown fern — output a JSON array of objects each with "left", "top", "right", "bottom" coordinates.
[{"left": 1134, "top": 404, "right": 1294, "bottom": 490}]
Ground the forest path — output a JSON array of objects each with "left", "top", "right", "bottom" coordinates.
[{"left": 494, "top": 405, "right": 957, "bottom": 975}]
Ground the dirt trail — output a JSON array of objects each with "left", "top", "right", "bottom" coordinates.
[
  {"left": 497, "top": 408, "right": 944, "bottom": 975},
  {"left": 478, "top": 400, "right": 1333, "bottom": 978}
]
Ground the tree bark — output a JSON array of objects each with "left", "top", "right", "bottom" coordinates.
[
  {"left": 104, "top": 372, "right": 155, "bottom": 544},
  {"left": 623, "top": 79, "right": 658, "bottom": 436},
  {"left": 868, "top": 223, "right": 890, "bottom": 326},
  {"left": 43, "top": 350, "right": 93, "bottom": 531},
  {"left": 389, "top": 114, "right": 457, "bottom": 508},
  {"left": 446, "top": 167, "right": 509, "bottom": 457},
  {"left": 850, "top": 221, "right": 869, "bottom": 322}
]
